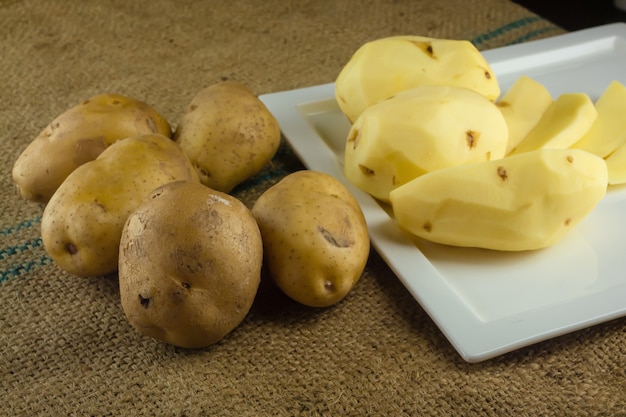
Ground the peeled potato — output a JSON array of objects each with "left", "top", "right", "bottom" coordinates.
[
  {"left": 571, "top": 80, "right": 626, "bottom": 158},
  {"left": 335, "top": 35, "right": 500, "bottom": 123},
  {"left": 119, "top": 181, "right": 262, "bottom": 348},
  {"left": 389, "top": 148, "right": 607, "bottom": 251},
  {"left": 509, "top": 93, "right": 597, "bottom": 155},
  {"left": 12, "top": 93, "right": 171, "bottom": 203},
  {"left": 604, "top": 141, "right": 626, "bottom": 185},
  {"left": 496, "top": 76, "right": 553, "bottom": 155},
  {"left": 252, "top": 170, "right": 370, "bottom": 308},
  {"left": 344, "top": 85, "right": 508, "bottom": 202}
]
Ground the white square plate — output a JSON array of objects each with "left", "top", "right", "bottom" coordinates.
[{"left": 260, "top": 23, "right": 626, "bottom": 362}]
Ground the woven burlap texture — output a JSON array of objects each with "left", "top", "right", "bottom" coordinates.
[{"left": 1, "top": 0, "right": 625, "bottom": 416}]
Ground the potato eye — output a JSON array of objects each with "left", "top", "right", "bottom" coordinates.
[
  {"left": 65, "top": 242, "right": 78, "bottom": 255},
  {"left": 359, "top": 164, "right": 375, "bottom": 177},
  {"left": 497, "top": 166, "right": 508, "bottom": 181},
  {"left": 138, "top": 294, "right": 150, "bottom": 308}
]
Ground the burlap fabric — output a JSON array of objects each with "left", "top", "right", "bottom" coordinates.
[{"left": 1, "top": 0, "right": 625, "bottom": 416}]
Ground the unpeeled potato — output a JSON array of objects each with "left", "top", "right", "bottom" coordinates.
[
  {"left": 252, "top": 170, "right": 370, "bottom": 307},
  {"left": 174, "top": 81, "right": 281, "bottom": 193},
  {"left": 41, "top": 134, "right": 198, "bottom": 277},
  {"left": 12, "top": 93, "right": 172, "bottom": 203},
  {"left": 119, "top": 180, "right": 263, "bottom": 348}
]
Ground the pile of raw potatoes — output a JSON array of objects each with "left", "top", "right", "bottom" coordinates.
[
  {"left": 12, "top": 81, "right": 370, "bottom": 349},
  {"left": 335, "top": 35, "right": 626, "bottom": 252}
]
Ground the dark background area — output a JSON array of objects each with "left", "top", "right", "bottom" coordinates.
[{"left": 513, "top": 0, "right": 626, "bottom": 31}]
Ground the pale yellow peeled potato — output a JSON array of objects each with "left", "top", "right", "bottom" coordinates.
[
  {"left": 571, "top": 80, "right": 626, "bottom": 158},
  {"left": 335, "top": 35, "right": 500, "bottom": 123},
  {"left": 496, "top": 76, "right": 553, "bottom": 155},
  {"left": 509, "top": 93, "right": 597, "bottom": 154},
  {"left": 604, "top": 142, "right": 626, "bottom": 185},
  {"left": 389, "top": 148, "right": 607, "bottom": 251},
  {"left": 344, "top": 84, "right": 508, "bottom": 202}
]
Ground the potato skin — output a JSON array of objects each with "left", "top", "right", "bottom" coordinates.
[
  {"left": 252, "top": 170, "right": 370, "bottom": 307},
  {"left": 119, "top": 181, "right": 263, "bottom": 348},
  {"left": 41, "top": 134, "right": 198, "bottom": 277},
  {"left": 12, "top": 93, "right": 172, "bottom": 203},
  {"left": 173, "top": 81, "right": 281, "bottom": 193}
]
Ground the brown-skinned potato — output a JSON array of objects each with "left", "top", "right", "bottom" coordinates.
[
  {"left": 41, "top": 134, "right": 198, "bottom": 277},
  {"left": 12, "top": 93, "right": 172, "bottom": 203},
  {"left": 118, "top": 180, "right": 263, "bottom": 348},
  {"left": 173, "top": 81, "right": 281, "bottom": 193},
  {"left": 252, "top": 170, "right": 370, "bottom": 307}
]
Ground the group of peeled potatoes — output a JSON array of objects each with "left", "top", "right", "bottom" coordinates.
[
  {"left": 335, "top": 35, "right": 626, "bottom": 252},
  {"left": 12, "top": 82, "right": 369, "bottom": 349},
  {"left": 13, "top": 34, "right": 625, "bottom": 349}
]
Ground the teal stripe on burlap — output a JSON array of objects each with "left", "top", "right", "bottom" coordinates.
[
  {"left": 0, "top": 237, "right": 44, "bottom": 260},
  {"left": 0, "top": 255, "right": 53, "bottom": 284},
  {"left": 506, "top": 26, "right": 563, "bottom": 45},
  {"left": 471, "top": 16, "right": 561, "bottom": 47},
  {"left": 0, "top": 218, "right": 50, "bottom": 284},
  {"left": 0, "top": 216, "right": 41, "bottom": 236}
]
